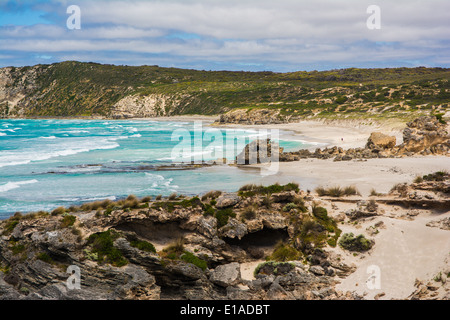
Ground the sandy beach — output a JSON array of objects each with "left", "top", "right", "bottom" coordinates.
[{"left": 214, "top": 117, "right": 449, "bottom": 300}]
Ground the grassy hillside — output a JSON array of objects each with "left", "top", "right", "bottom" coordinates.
[{"left": 1, "top": 61, "right": 449, "bottom": 120}]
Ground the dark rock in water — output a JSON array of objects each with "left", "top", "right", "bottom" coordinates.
[{"left": 235, "top": 139, "right": 282, "bottom": 165}]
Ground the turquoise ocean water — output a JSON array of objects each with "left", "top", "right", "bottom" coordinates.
[{"left": 0, "top": 119, "right": 307, "bottom": 219}]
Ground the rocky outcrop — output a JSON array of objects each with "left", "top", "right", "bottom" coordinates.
[
  {"left": 397, "top": 116, "right": 450, "bottom": 155},
  {"left": 256, "top": 116, "right": 449, "bottom": 164},
  {"left": 0, "top": 185, "right": 361, "bottom": 300},
  {"left": 366, "top": 132, "right": 396, "bottom": 149},
  {"left": 110, "top": 93, "right": 185, "bottom": 119},
  {"left": 236, "top": 139, "right": 282, "bottom": 164}
]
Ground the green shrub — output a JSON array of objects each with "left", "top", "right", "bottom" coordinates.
[
  {"left": 201, "top": 190, "right": 222, "bottom": 201},
  {"left": 2, "top": 219, "right": 19, "bottom": 235},
  {"left": 87, "top": 230, "right": 128, "bottom": 267},
  {"left": 315, "top": 186, "right": 358, "bottom": 197},
  {"left": 267, "top": 242, "right": 302, "bottom": 262},
  {"left": 312, "top": 206, "right": 328, "bottom": 220},
  {"left": 335, "top": 95, "right": 348, "bottom": 104},
  {"left": 435, "top": 113, "right": 447, "bottom": 124},
  {"left": 315, "top": 186, "right": 327, "bottom": 197},
  {"left": 51, "top": 206, "right": 66, "bottom": 216},
  {"left": 261, "top": 195, "right": 272, "bottom": 208},
  {"left": 11, "top": 243, "right": 26, "bottom": 255},
  {"left": 203, "top": 204, "right": 215, "bottom": 217},
  {"left": 327, "top": 186, "right": 344, "bottom": 197},
  {"left": 370, "top": 188, "right": 383, "bottom": 196},
  {"left": 168, "top": 193, "right": 178, "bottom": 200},
  {"left": 215, "top": 208, "right": 236, "bottom": 228},
  {"left": 130, "top": 239, "right": 156, "bottom": 253},
  {"left": 343, "top": 186, "right": 360, "bottom": 196},
  {"left": 181, "top": 251, "right": 208, "bottom": 271},
  {"left": 339, "top": 233, "right": 373, "bottom": 252},
  {"left": 163, "top": 237, "right": 185, "bottom": 256},
  {"left": 140, "top": 196, "right": 152, "bottom": 203},
  {"left": 60, "top": 215, "right": 76, "bottom": 228},
  {"left": 122, "top": 198, "right": 140, "bottom": 209},
  {"left": 422, "top": 171, "right": 448, "bottom": 182},
  {"left": 36, "top": 252, "right": 54, "bottom": 264},
  {"left": 282, "top": 203, "right": 297, "bottom": 212},
  {"left": 238, "top": 183, "right": 299, "bottom": 197}
]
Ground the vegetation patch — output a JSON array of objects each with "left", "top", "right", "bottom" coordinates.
[
  {"left": 36, "top": 252, "right": 54, "bottom": 264},
  {"left": 267, "top": 242, "right": 302, "bottom": 262},
  {"left": 215, "top": 208, "right": 236, "bottom": 228},
  {"left": 180, "top": 251, "right": 208, "bottom": 271},
  {"left": 86, "top": 230, "right": 128, "bottom": 267},
  {"left": 339, "top": 233, "right": 373, "bottom": 252},
  {"left": 129, "top": 239, "right": 156, "bottom": 253},
  {"left": 238, "top": 183, "right": 299, "bottom": 197},
  {"left": 422, "top": 171, "right": 449, "bottom": 182},
  {"left": 254, "top": 261, "right": 295, "bottom": 277},
  {"left": 60, "top": 215, "right": 76, "bottom": 228},
  {"left": 315, "top": 185, "right": 360, "bottom": 197}
]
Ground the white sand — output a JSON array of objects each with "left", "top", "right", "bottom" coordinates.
[
  {"left": 149, "top": 117, "right": 449, "bottom": 299},
  {"left": 225, "top": 119, "right": 449, "bottom": 299},
  {"left": 214, "top": 118, "right": 405, "bottom": 150},
  {"left": 334, "top": 212, "right": 450, "bottom": 300},
  {"left": 254, "top": 156, "right": 450, "bottom": 196}
]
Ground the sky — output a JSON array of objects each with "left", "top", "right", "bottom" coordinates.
[{"left": 0, "top": 0, "right": 449, "bottom": 72}]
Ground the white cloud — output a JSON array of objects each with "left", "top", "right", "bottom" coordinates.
[{"left": 1, "top": 0, "right": 449, "bottom": 70}]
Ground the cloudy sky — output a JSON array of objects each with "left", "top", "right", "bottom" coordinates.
[{"left": 0, "top": 0, "right": 449, "bottom": 71}]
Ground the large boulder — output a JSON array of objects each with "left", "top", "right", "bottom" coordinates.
[
  {"left": 215, "top": 194, "right": 240, "bottom": 209},
  {"left": 209, "top": 262, "right": 241, "bottom": 287},
  {"left": 366, "top": 132, "right": 397, "bottom": 149},
  {"left": 236, "top": 139, "right": 282, "bottom": 165}
]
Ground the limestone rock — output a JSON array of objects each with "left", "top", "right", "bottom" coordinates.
[
  {"left": 215, "top": 194, "right": 240, "bottom": 209},
  {"left": 366, "top": 132, "right": 397, "bottom": 149},
  {"left": 209, "top": 262, "right": 241, "bottom": 287}
]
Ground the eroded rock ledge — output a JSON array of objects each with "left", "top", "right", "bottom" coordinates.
[
  {"left": 0, "top": 183, "right": 359, "bottom": 300},
  {"left": 2, "top": 171, "right": 448, "bottom": 300}
]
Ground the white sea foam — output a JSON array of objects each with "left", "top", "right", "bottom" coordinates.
[
  {"left": 145, "top": 173, "right": 175, "bottom": 189},
  {"left": 0, "top": 179, "right": 38, "bottom": 193},
  {"left": 0, "top": 132, "right": 6, "bottom": 136},
  {"left": 0, "top": 138, "right": 120, "bottom": 168}
]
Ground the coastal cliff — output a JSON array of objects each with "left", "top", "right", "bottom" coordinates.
[
  {"left": 1, "top": 175, "right": 449, "bottom": 300},
  {"left": 0, "top": 61, "right": 449, "bottom": 121}
]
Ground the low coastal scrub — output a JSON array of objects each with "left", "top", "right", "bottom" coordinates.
[
  {"left": 215, "top": 208, "right": 236, "bottom": 228},
  {"left": 315, "top": 185, "right": 360, "bottom": 197},
  {"left": 267, "top": 242, "right": 302, "bottom": 262},
  {"left": 238, "top": 182, "right": 299, "bottom": 197},
  {"left": 60, "top": 214, "right": 76, "bottom": 228},
  {"left": 180, "top": 252, "right": 208, "bottom": 271},
  {"left": 254, "top": 261, "right": 295, "bottom": 277},
  {"left": 338, "top": 233, "right": 373, "bottom": 252},
  {"left": 86, "top": 230, "right": 128, "bottom": 267},
  {"left": 161, "top": 237, "right": 208, "bottom": 270},
  {"left": 201, "top": 190, "right": 222, "bottom": 201},
  {"left": 129, "top": 238, "right": 156, "bottom": 253}
]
